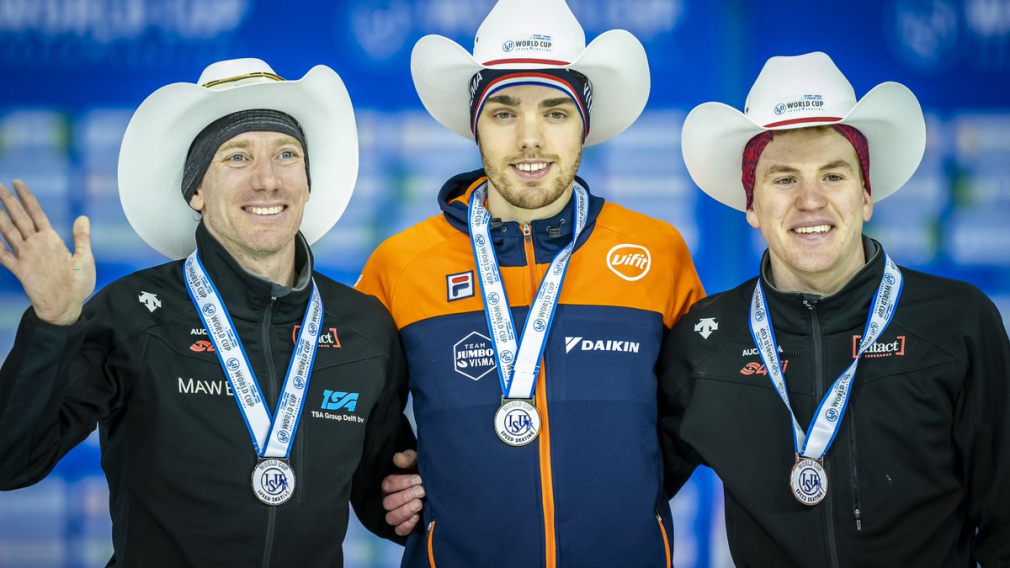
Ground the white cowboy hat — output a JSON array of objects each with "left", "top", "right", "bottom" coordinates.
[
  {"left": 681, "top": 51, "right": 926, "bottom": 211},
  {"left": 118, "top": 58, "right": 358, "bottom": 259},
  {"left": 410, "top": 0, "right": 649, "bottom": 147}
]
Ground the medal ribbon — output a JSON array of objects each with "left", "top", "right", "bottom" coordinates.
[
  {"left": 469, "top": 183, "right": 588, "bottom": 399},
  {"left": 749, "top": 253, "right": 903, "bottom": 459},
  {"left": 184, "top": 252, "right": 323, "bottom": 458}
]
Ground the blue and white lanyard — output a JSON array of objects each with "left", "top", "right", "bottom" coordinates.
[
  {"left": 469, "top": 183, "right": 588, "bottom": 399},
  {"left": 749, "top": 253, "right": 903, "bottom": 460},
  {"left": 184, "top": 251, "right": 323, "bottom": 459}
]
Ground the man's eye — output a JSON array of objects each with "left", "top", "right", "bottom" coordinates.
[
  {"left": 227, "top": 154, "right": 246, "bottom": 162},
  {"left": 825, "top": 174, "right": 843, "bottom": 182},
  {"left": 774, "top": 177, "right": 795, "bottom": 185},
  {"left": 548, "top": 111, "right": 566, "bottom": 119},
  {"left": 280, "top": 151, "right": 295, "bottom": 159},
  {"left": 494, "top": 111, "right": 512, "bottom": 119}
]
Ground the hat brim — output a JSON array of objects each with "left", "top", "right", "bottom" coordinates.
[
  {"left": 410, "top": 29, "right": 649, "bottom": 146},
  {"left": 118, "top": 65, "right": 358, "bottom": 259},
  {"left": 681, "top": 82, "right": 926, "bottom": 211}
]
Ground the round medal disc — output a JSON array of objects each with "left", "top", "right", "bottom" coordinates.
[
  {"left": 790, "top": 457, "right": 828, "bottom": 506},
  {"left": 252, "top": 459, "right": 296, "bottom": 505},
  {"left": 494, "top": 399, "right": 541, "bottom": 446}
]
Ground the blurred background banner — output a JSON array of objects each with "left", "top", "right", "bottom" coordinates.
[{"left": 0, "top": 0, "right": 1007, "bottom": 566}]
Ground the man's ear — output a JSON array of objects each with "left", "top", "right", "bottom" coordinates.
[{"left": 189, "top": 186, "right": 204, "bottom": 212}]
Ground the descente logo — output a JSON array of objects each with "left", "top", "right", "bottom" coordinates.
[{"left": 607, "top": 244, "right": 651, "bottom": 281}]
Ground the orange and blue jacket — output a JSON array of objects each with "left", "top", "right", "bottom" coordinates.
[{"left": 357, "top": 169, "right": 705, "bottom": 568}]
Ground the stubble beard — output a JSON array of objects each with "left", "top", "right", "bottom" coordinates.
[{"left": 480, "top": 145, "right": 582, "bottom": 211}]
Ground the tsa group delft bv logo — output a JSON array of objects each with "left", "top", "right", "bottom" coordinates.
[{"left": 321, "top": 390, "right": 359, "bottom": 411}]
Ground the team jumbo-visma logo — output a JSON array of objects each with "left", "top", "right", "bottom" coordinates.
[
  {"left": 453, "top": 331, "right": 497, "bottom": 381},
  {"left": 606, "top": 244, "right": 651, "bottom": 281},
  {"left": 321, "top": 390, "right": 358, "bottom": 411},
  {"left": 564, "top": 336, "right": 641, "bottom": 354}
]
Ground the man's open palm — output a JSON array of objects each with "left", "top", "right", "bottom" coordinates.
[{"left": 0, "top": 180, "right": 95, "bottom": 326}]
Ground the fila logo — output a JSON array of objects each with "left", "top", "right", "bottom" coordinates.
[
  {"left": 853, "top": 335, "right": 906, "bottom": 358},
  {"left": 321, "top": 390, "right": 358, "bottom": 411},
  {"left": 606, "top": 244, "right": 651, "bottom": 281},
  {"left": 565, "top": 336, "right": 640, "bottom": 354},
  {"left": 292, "top": 325, "right": 341, "bottom": 349},
  {"left": 447, "top": 271, "right": 475, "bottom": 302},
  {"left": 740, "top": 360, "right": 790, "bottom": 375}
]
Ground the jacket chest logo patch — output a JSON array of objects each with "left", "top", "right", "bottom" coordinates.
[
  {"left": 694, "top": 318, "right": 718, "bottom": 339},
  {"left": 606, "top": 244, "right": 651, "bottom": 281},
  {"left": 853, "top": 335, "right": 906, "bottom": 358},
  {"left": 446, "top": 271, "right": 475, "bottom": 302},
  {"left": 453, "top": 331, "right": 497, "bottom": 381},
  {"left": 564, "top": 336, "right": 641, "bottom": 354},
  {"left": 139, "top": 291, "right": 161, "bottom": 313},
  {"left": 292, "top": 325, "right": 341, "bottom": 349},
  {"left": 740, "top": 360, "right": 790, "bottom": 375}
]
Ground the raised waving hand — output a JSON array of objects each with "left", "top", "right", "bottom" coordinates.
[{"left": 0, "top": 180, "right": 95, "bottom": 325}]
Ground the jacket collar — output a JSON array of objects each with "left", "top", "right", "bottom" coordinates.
[
  {"left": 758, "top": 236, "right": 887, "bottom": 335},
  {"left": 437, "top": 168, "right": 605, "bottom": 266},
  {"left": 193, "top": 222, "right": 314, "bottom": 324}
]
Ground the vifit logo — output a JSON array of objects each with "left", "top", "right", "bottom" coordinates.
[
  {"left": 606, "top": 244, "right": 651, "bottom": 281},
  {"left": 321, "top": 390, "right": 358, "bottom": 411}
]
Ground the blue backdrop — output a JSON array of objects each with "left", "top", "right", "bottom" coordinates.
[{"left": 1, "top": 0, "right": 1008, "bottom": 566}]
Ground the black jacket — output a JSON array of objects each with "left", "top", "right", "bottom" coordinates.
[
  {"left": 658, "top": 238, "right": 1010, "bottom": 568},
  {"left": 0, "top": 224, "right": 413, "bottom": 567}
]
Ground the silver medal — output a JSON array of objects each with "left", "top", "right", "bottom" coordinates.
[
  {"left": 790, "top": 456, "right": 827, "bottom": 506},
  {"left": 252, "top": 459, "right": 296, "bottom": 506},
  {"left": 494, "top": 398, "right": 541, "bottom": 446}
]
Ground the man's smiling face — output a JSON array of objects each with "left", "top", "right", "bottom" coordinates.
[{"left": 746, "top": 126, "right": 873, "bottom": 294}]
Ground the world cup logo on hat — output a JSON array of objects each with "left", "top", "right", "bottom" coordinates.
[
  {"left": 202, "top": 304, "right": 217, "bottom": 316},
  {"left": 226, "top": 358, "right": 240, "bottom": 371}
]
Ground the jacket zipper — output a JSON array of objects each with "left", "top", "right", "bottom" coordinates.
[
  {"left": 656, "top": 514, "right": 672, "bottom": 568},
  {"left": 849, "top": 405, "right": 862, "bottom": 531},
  {"left": 261, "top": 297, "right": 279, "bottom": 568},
  {"left": 805, "top": 299, "right": 840, "bottom": 568},
  {"left": 426, "top": 521, "right": 437, "bottom": 568},
  {"left": 524, "top": 224, "right": 557, "bottom": 568}
]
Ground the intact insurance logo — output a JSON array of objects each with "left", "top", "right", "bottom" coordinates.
[
  {"left": 607, "top": 244, "right": 651, "bottom": 281},
  {"left": 853, "top": 335, "right": 907, "bottom": 358}
]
